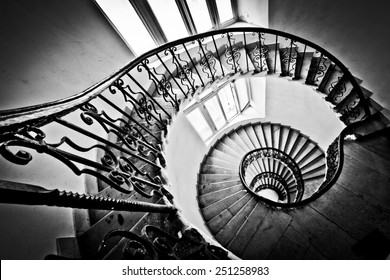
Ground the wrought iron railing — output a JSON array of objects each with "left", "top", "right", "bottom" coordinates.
[
  {"left": 0, "top": 27, "right": 371, "bottom": 258},
  {"left": 240, "top": 148, "right": 304, "bottom": 204}
]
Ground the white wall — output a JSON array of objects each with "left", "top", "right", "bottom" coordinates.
[
  {"left": 269, "top": 0, "right": 390, "bottom": 111},
  {"left": 0, "top": 0, "right": 134, "bottom": 110},
  {"left": 165, "top": 112, "right": 211, "bottom": 236},
  {"left": 0, "top": 0, "right": 134, "bottom": 259},
  {"left": 237, "top": 0, "right": 268, "bottom": 27}
]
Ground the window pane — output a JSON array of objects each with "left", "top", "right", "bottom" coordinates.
[
  {"left": 95, "top": 0, "right": 156, "bottom": 55},
  {"left": 148, "top": 0, "right": 189, "bottom": 41},
  {"left": 186, "top": 0, "right": 213, "bottom": 33},
  {"left": 218, "top": 85, "right": 237, "bottom": 120},
  {"left": 204, "top": 96, "right": 226, "bottom": 130},
  {"left": 215, "top": 0, "right": 234, "bottom": 23},
  {"left": 186, "top": 108, "right": 213, "bottom": 140},
  {"left": 235, "top": 78, "right": 249, "bottom": 110}
]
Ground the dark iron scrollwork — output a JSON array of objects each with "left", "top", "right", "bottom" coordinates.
[
  {"left": 249, "top": 32, "right": 268, "bottom": 72},
  {"left": 165, "top": 46, "right": 195, "bottom": 97},
  {"left": 196, "top": 38, "right": 217, "bottom": 81},
  {"left": 137, "top": 58, "right": 180, "bottom": 111},
  {"left": 240, "top": 147, "right": 304, "bottom": 203},
  {"left": 222, "top": 32, "right": 241, "bottom": 72},
  {"left": 109, "top": 77, "right": 168, "bottom": 132}
]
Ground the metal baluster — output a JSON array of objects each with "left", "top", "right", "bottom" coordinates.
[
  {"left": 197, "top": 39, "right": 215, "bottom": 81},
  {"left": 128, "top": 74, "right": 172, "bottom": 119},
  {"left": 211, "top": 35, "right": 225, "bottom": 77},
  {"left": 138, "top": 61, "right": 179, "bottom": 110},
  {"left": 183, "top": 43, "right": 205, "bottom": 87},
  {"left": 55, "top": 118, "right": 160, "bottom": 169},
  {"left": 97, "top": 95, "right": 162, "bottom": 145},
  {"left": 167, "top": 47, "right": 195, "bottom": 96},
  {"left": 295, "top": 44, "right": 307, "bottom": 80},
  {"left": 287, "top": 39, "right": 293, "bottom": 76},
  {"left": 257, "top": 32, "right": 262, "bottom": 72},
  {"left": 243, "top": 32, "right": 249, "bottom": 72},
  {"left": 274, "top": 35, "right": 278, "bottom": 73},
  {"left": 155, "top": 53, "right": 188, "bottom": 99},
  {"left": 227, "top": 33, "right": 237, "bottom": 73}
]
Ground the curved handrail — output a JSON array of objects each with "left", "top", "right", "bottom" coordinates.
[
  {"left": 0, "top": 28, "right": 370, "bottom": 221},
  {"left": 239, "top": 147, "right": 304, "bottom": 204},
  {"left": 0, "top": 27, "right": 370, "bottom": 131}
]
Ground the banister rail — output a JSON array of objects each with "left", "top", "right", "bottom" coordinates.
[{"left": 0, "top": 27, "right": 371, "bottom": 258}]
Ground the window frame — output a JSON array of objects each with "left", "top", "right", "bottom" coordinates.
[
  {"left": 95, "top": 0, "right": 238, "bottom": 55},
  {"left": 184, "top": 78, "right": 251, "bottom": 141}
]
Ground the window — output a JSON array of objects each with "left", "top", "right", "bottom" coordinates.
[
  {"left": 184, "top": 78, "right": 251, "bottom": 141},
  {"left": 95, "top": 0, "right": 237, "bottom": 55}
]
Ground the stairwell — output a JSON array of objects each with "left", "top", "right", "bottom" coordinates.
[{"left": 1, "top": 27, "right": 390, "bottom": 260}]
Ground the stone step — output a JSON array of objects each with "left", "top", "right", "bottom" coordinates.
[
  {"left": 197, "top": 179, "right": 242, "bottom": 196},
  {"left": 201, "top": 190, "right": 247, "bottom": 222},
  {"left": 215, "top": 197, "right": 258, "bottom": 246},
  {"left": 198, "top": 184, "right": 244, "bottom": 207},
  {"left": 227, "top": 203, "right": 269, "bottom": 256}
]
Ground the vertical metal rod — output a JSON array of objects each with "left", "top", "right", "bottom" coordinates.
[
  {"left": 257, "top": 32, "right": 262, "bottom": 72},
  {"left": 226, "top": 33, "right": 237, "bottom": 73},
  {"left": 197, "top": 39, "right": 215, "bottom": 81},
  {"left": 141, "top": 64, "right": 179, "bottom": 109},
  {"left": 296, "top": 45, "right": 307, "bottom": 79},
  {"left": 212, "top": 35, "right": 225, "bottom": 77},
  {"left": 97, "top": 95, "right": 162, "bottom": 144},
  {"left": 128, "top": 74, "right": 172, "bottom": 119},
  {"left": 183, "top": 43, "right": 205, "bottom": 87},
  {"left": 313, "top": 54, "right": 324, "bottom": 84},
  {"left": 274, "top": 35, "right": 278, "bottom": 74},
  {"left": 287, "top": 39, "right": 293, "bottom": 76},
  {"left": 168, "top": 48, "right": 195, "bottom": 96},
  {"left": 243, "top": 32, "right": 249, "bottom": 72},
  {"left": 156, "top": 53, "right": 187, "bottom": 99}
]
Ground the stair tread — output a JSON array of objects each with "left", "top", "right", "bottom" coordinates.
[
  {"left": 201, "top": 190, "right": 247, "bottom": 221},
  {"left": 241, "top": 210, "right": 292, "bottom": 259},
  {"left": 227, "top": 202, "right": 269, "bottom": 255},
  {"left": 215, "top": 196, "right": 257, "bottom": 246},
  {"left": 198, "top": 184, "right": 244, "bottom": 207},
  {"left": 197, "top": 179, "right": 242, "bottom": 195}
]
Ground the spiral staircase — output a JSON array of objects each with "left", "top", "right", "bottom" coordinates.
[{"left": 1, "top": 27, "right": 390, "bottom": 260}]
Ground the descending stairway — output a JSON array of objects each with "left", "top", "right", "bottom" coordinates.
[
  {"left": 197, "top": 122, "right": 326, "bottom": 258},
  {"left": 1, "top": 27, "right": 389, "bottom": 259}
]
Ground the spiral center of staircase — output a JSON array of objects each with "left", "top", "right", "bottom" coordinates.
[{"left": 239, "top": 147, "right": 304, "bottom": 204}]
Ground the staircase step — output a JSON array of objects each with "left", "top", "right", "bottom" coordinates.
[
  {"left": 204, "top": 156, "right": 239, "bottom": 170},
  {"left": 198, "top": 184, "right": 244, "bottom": 207},
  {"left": 215, "top": 197, "right": 257, "bottom": 246},
  {"left": 215, "top": 140, "right": 245, "bottom": 159},
  {"left": 305, "top": 54, "right": 332, "bottom": 86},
  {"left": 253, "top": 123, "right": 268, "bottom": 147},
  {"left": 209, "top": 148, "right": 241, "bottom": 164},
  {"left": 294, "top": 51, "right": 314, "bottom": 80},
  {"left": 197, "top": 179, "right": 242, "bottom": 195},
  {"left": 226, "top": 203, "right": 269, "bottom": 256},
  {"left": 200, "top": 164, "right": 237, "bottom": 175},
  {"left": 206, "top": 192, "right": 251, "bottom": 235},
  {"left": 199, "top": 173, "right": 239, "bottom": 184},
  {"left": 77, "top": 195, "right": 162, "bottom": 258},
  {"left": 201, "top": 190, "right": 247, "bottom": 221},
  {"left": 279, "top": 47, "right": 298, "bottom": 77},
  {"left": 241, "top": 210, "right": 292, "bottom": 259}
]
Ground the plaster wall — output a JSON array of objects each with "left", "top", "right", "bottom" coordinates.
[
  {"left": 269, "top": 0, "right": 390, "bottom": 111},
  {"left": 165, "top": 113, "right": 211, "bottom": 237},
  {"left": 0, "top": 0, "right": 133, "bottom": 111},
  {"left": 0, "top": 0, "right": 133, "bottom": 259},
  {"left": 237, "top": 0, "right": 268, "bottom": 27}
]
